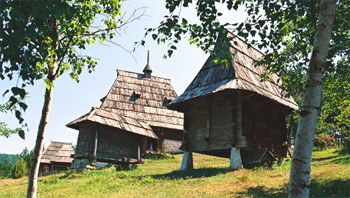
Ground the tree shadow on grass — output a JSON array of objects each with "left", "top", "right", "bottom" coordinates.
[
  {"left": 312, "top": 156, "right": 337, "bottom": 162},
  {"left": 310, "top": 178, "right": 350, "bottom": 197},
  {"left": 238, "top": 185, "right": 287, "bottom": 197},
  {"left": 151, "top": 167, "right": 229, "bottom": 180},
  {"left": 331, "top": 155, "right": 350, "bottom": 164},
  {"left": 239, "top": 177, "right": 350, "bottom": 197}
]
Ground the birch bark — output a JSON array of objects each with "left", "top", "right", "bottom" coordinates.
[
  {"left": 288, "top": 0, "right": 336, "bottom": 197},
  {"left": 27, "top": 20, "right": 58, "bottom": 198}
]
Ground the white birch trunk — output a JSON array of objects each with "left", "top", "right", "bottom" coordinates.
[
  {"left": 27, "top": 19, "right": 58, "bottom": 197},
  {"left": 26, "top": 71, "right": 56, "bottom": 198},
  {"left": 288, "top": 0, "right": 336, "bottom": 197}
]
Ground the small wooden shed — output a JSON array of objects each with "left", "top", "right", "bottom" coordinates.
[
  {"left": 39, "top": 141, "right": 75, "bottom": 173},
  {"left": 167, "top": 33, "right": 298, "bottom": 170},
  {"left": 67, "top": 53, "right": 183, "bottom": 170}
]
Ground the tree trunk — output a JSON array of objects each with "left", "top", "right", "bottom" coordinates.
[
  {"left": 288, "top": 0, "right": 336, "bottom": 197},
  {"left": 26, "top": 72, "right": 56, "bottom": 198}
]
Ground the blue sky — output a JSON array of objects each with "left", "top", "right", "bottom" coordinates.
[{"left": 0, "top": 1, "right": 246, "bottom": 154}]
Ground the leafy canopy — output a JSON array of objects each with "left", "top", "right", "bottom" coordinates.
[{"left": 1, "top": 0, "right": 128, "bottom": 137}]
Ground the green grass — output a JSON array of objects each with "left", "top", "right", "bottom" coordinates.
[{"left": 0, "top": 148, "right": 349, "bottom": 197}]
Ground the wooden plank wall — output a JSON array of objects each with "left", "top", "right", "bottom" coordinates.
[
  {"left": 242, "top": 95, "right": 288, "bottom": 158},
  {"left": 182, "top": 91, "right": 288, "bottom": 158},
  {"left": 186, "top": 95, "right": 235, "bottom": 152}
]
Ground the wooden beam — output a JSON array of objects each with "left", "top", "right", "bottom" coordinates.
[
  {"left": 236, "top": 91, "right": 247, "bottom": 148},
  {"left": 93, "top": 129, "right": 98, "bottom": 156},
  {"left": 206, "top": 99, "right": 212, "bottom": 143}
]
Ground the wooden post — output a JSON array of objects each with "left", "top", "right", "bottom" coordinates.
[
  {"left": 93, "top": 129, "right": 98, "bottom": 156},
  {"left": 206, "top": 99, "right": 212, "bottom": 143},
  {"left": 236, "top": 91, "right": 247, "bottom": 148},
  {"left": 138, "top": 145, "right": 141, "bottom": 161},
  {"left": 179, "top": 152, "right": 193, "bottom": 171},
  {"left": 180, "top": 113, "right": 190, "bottom": 151}
]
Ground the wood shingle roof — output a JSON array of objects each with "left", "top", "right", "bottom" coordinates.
[
  {"left": 40, "top": 141, "right": 74, "bottom": 164},
  {"left": 67, "top": 69, "right": 183, "bottom": 137},
  {"left": 99, "top": 70, "right": 183, "bottom": 130},
  {"left": 168, "top": 32, "right": 298, "bottom": 111},
  {"left": 66, "top": 107, "right": 158, "bottom": 139}
]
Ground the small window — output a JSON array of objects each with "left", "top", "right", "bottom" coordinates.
[
  {"left": 129, "top": 91, "right": 141, "bottom": 102},
  {"left": 162, "top": 96, "right": 172, "bottom": 106}
]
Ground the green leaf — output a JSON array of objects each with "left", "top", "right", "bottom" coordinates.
[{"left": 18, "top": 130, "right": 25, "bottom": 140}]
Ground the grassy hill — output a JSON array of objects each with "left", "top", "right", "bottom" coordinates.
[{"left": 0, "top": 148, "right": 349, "bottom": 197}]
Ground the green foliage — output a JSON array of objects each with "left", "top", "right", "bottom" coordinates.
[
  {"left": 0, "top": 0, "right": 128, "bottom": 135},
  {"left": 0, "top": 97, "right": 27, "bottom": 138},
  {"left": 20, "top": 147, "right": 34, "bottom": 170},
  {"left": 317, "top": 58, "right": 350, "bottom": 137},
  {"left": 0, "top": 154, "right": 19, "bottom": 165},
  {"left": 12, "top": 157, "right": 28, "bottom": 179},
  {"left": 143, "top": 150, "right": 175, "bottom": 160},
  {"left": 314, "top": 134, "right": 334, "bottom": 150},
  {"left": 0, "top": 156, "right": 13, "bottom": 178},
  {"left": 0, "top": 122, "right": 22, "bottom": 138}
]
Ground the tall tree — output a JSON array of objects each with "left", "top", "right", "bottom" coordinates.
[
  {"left": 1, "top": 1, "right": 142, "bottom": 197},
  {"left": 148, "top": 0, "right": 347, "bottom": 197},
  {"left": 289, "top": 1, "right": 336, "bottom": 197}
]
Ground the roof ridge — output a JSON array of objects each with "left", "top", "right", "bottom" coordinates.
[{"left": 116, "top": 69, "right": 172, "bottom": 81}]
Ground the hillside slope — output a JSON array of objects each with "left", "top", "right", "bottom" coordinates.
[{"left": 0, "top": 148, "right": 349, "bottom": 197}]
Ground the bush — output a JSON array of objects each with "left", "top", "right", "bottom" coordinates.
[
  {"left": 314, "top": 134, "right": 334, "bottom": 150},
  {"left": 143, "top": 150, "right": 175, "bottom": 160},
  {"left": 12, "top": 157, "right": 28, "bottom": 179}
]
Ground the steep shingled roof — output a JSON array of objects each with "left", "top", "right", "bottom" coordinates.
[
  {"left": 67, "top": 69, "right": 183, "bottom": 137},
  {"left": 100, "top": 70, "right": 183, "bottom": 130},
  {"left": 40, "top": 142, "right": 74, "bottom": 164},
  {"left": 168, "top": 33, "right": 298, "bottom": 111},
  {"left": 66, "top": 107, "right": 158, "bottom": 139}
]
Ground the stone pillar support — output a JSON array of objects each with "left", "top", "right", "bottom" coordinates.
[
  {"left": 230, "top": 147, "right": 242, "bottom": 171},
  {"left": 179, "top": 152, "right": 193, "bottom": 171}
]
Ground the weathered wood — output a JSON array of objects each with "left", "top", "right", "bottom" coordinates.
[
  {"left": 0, "top": 179, "right": 11, "bottom": 186},
  {"left": 93, "top": 129, "right": 98, "bottom": 156},
  {"left": 236, "top": 91, "right": 247, "bottom": 148}
]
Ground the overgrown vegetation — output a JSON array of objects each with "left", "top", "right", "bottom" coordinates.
[
  {"left": 0, "top": 148, "right": 33, "bottom": 179},
  {"left": 0, "top": 148, "right": 348, "bottom": 197}
]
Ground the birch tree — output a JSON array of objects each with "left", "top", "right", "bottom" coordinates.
[
  {"left": 1, "top": 1, "right": 142, "bottom": 197},
  {"left": 289, "top": 1, "right": 336, "bottom": 196},
  {"left": 147, "top": 0, "right": 348, "bottom": 197}
]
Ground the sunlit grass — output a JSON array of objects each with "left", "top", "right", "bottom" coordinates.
[{"left": 0, "top": 148, "right": 349, "bottom": 197}]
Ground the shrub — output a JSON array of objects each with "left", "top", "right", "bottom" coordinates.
[
  {"left": 12, "top": 157, "right": 28, "bottom": 179},
  {"left": 314, "top": 134, "right": 334, "bottom": 150},
  {"left": 143, "top": 150, "right": 175, "bottom": 160}
]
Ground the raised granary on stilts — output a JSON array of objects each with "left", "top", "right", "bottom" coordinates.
[
  {"left": 167, "top": 32, "right": 298, "bottom": 170},
  {"left": 67, "top": 52, "right": 183, "bottom": 171}
]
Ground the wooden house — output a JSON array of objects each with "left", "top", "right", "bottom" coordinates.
[
  {"left": 39, "top": 141, "right": 75, "bottom": 173},
  {"left": 167, "top": 33, "right": 298, "bottom": 170},
  {"left": 67, "top": 53, "right": 183, "bottom": 171}
]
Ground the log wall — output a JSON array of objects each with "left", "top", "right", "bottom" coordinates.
[
  {"left": 75, "top": 121, "right": 140, "bottom": 160},
  {"left": 181, "top": 91, "right": 289, "bottom": 158}
]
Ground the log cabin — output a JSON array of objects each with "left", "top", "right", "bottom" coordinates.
[
  {"left": 67, "top": 52, "right": 183, "bottom": 171},
  {"left": 167, "top": 33, "right": 298, "bottom": 170}
]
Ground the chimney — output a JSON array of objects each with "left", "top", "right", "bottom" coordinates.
[{"left": 143, "top": 50, "right": 152, "bottom": 78}]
